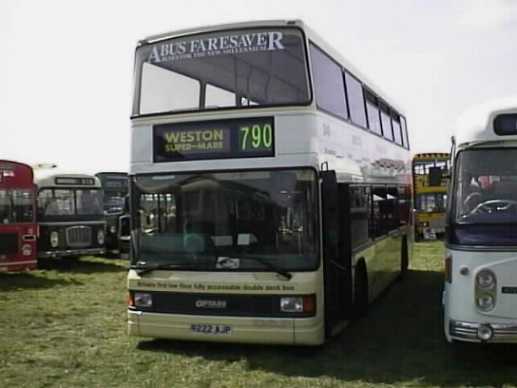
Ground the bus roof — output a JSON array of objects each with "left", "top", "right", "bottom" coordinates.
[
  {"left": 455, "top": 97, "right": 517, "bottom": 148},
  {"left": 0, "top": 160, "right": 34, "bottom": 188},
  {"left": 35, "top": 171, "right": 102, "bottom": 189},
  {"left": 138, "top": 19, "right": 405, "bottom": 116}
]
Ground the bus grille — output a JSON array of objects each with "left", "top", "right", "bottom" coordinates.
[
  {"left": 0, "top": 233, "right": 18, "bottom": 255},
  {"left": 66, "top": 226, "right": 92, "bottom": 248}
]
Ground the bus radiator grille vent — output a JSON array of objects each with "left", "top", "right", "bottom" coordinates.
[{"left": 66, "top": 226, "right": 92, "bottom": 248}]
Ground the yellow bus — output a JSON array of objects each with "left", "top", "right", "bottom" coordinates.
[
  {"left": 412, "top": 153, "right": 449, "bottom": 240},
  {"left": 127, "top": 20, "right": 413, "bottom": 345}
]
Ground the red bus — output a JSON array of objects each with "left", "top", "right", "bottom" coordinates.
[{"left": 0, "top": 160, "right": 37, "bottom": 271}]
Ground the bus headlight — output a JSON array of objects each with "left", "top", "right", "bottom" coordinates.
[
  {"left": 476, "top": 270, "right": 496, "bottom": 290},
  {"left": 280, "top": 297, "right": 303, "bottom": 312},
  {"left": 477, "top": 294, "right": 495, "bottom": 311},
  {"left": 475, "top": 269, "right": 497, "bottom": 311},
  {"left": 50, "top": 231, "right": 59, "bottom": 248},
  {"left": 22, "top": 244, "right": 32, "bottom": 256},
  {"left": 110, "top": 225, "right": 117, "bottom": 234},
  {"left": 134, "top": 292, "right": 152, "bottom": 308},
  {"left": 97, "top": 230, "right": 105, "bottom": 245},
  {"left": 280, "top": 295, "right": 315, "bottom": 314}
]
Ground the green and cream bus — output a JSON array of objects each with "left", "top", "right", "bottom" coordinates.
[{"left": 127, "top": 20, "right": 413, "bottom": 345}]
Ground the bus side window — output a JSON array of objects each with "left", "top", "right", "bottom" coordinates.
[
  {"left": 386, "top": 187, "right": 400, "bottom": 230},
  {"left": 398, "top": 186, "right": 410, "bottom": 226},
  {"left": 371, "top": 187, "right": 399, "bottom": 237},
  {"left": 350, "top": 186, "right": 370, "bottom": 248}
]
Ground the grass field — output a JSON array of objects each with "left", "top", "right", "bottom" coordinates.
[{"left": 1, "top": 242, "right": 516, "bottom": 387}]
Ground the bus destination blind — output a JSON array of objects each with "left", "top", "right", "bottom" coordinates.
[
  {"left": 153, "top": 117, "right": 274, "bottom": 162},
  {"left": 494, "top": 113, "right": 517, "bottom": 136}
]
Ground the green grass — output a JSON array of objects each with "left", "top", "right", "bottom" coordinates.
[{"left": 1, "top": 242, "right": 516, "bottom": 387}]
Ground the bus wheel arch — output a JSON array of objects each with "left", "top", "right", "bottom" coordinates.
[{"left": 353, "top": 258, "right": 368, "bottom": 318}]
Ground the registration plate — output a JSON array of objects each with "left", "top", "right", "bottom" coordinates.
[{"left": 191, "top": 324, "right": 232, "bottom": 335}]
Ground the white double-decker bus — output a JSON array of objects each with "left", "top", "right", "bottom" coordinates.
[
  {"left": 444, "top": 100, "right": 517, "bottom": 343},
  {"left": 128, "top": 20, "right": 413, "bottom": 345}
]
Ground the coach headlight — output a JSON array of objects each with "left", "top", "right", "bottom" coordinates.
[
  {"left": 477, "top": 294, "right": 495, "bottom": 311},
  {"left": 280, "top": 295, "right": 315, "bottom": 314},
  {"left": 134, "top": 292, "right": 152, "bottom": 308},
  {"left": 476, "top": 269, "right": 496, "bottom": 290},
  {"left": 110, "top": 225, "right": 117, "bottom": 234},
  {"left": 50, "top": 231, "right": 59, "bottom": 248},
  {"left": 97, "top": 229, "right": 105, "bottom": 245},
  {"left": 22, "top": 244, "right": 32, "bottom": 256},
  {"left": 475, "top": 269, "right": 497, "bottom": 312}
]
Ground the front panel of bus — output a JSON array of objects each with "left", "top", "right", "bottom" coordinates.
[
  {"left": 96, "top": 173, "right": 129, "bottom": 254},
  {"left": 127, "top": 26, "right": 327, "bottom": 345},
  {"left": 445, "top": 147, "right": 517, "bottom": 343},
  {"left": 37, "top": 180, "right": 106, "bottom": 258},
  {"left": 0, "top": 162, "right": 37, "bottom": 271}
]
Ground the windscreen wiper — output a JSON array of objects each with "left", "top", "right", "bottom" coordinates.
[
  {"left": 130, "top": 262, "right": 205, "bottom": 276},
  {"left": 236, "top": 255, "right": 292, "bottom": 280}
]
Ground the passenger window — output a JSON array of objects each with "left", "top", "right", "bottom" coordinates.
[
  {"left": 310, "top": 44, "right": 348, "bottom": 119},
  {"left": 344, "top": 71, "right": 367, "bottom": 127},
  {"left": 206, "top": 84, "right": 235, "bottom": 108},
  {"left": 365, "top": 92, "right": 381, "bottom": 135},
  {"left": 392, "top": 114, "right": 403, "bottom": 145},
  {"left": 350, "top": 186, "right": 370, "bottom": 247},
  {"left": 401, "top": 116, "right": 410, "bottom": 149},
  {"left": 371, "top": 187, "right": 399, "bottom": 237},
  {"left": 380, "top": 104, "right": 393, "bottom": 141},
  {"left": 140, "top": 62, "right": 200, "bottom": 114}
]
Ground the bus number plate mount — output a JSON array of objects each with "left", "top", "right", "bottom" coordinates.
[{"left": 191, "top": 324, "right": 232, "bottom": 335}]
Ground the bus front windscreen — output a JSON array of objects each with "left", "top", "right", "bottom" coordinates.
[
  {"left": 0, "top": 189, "right": 34, "bottom": 224},
  {"left": 451, "top": 149, "right": 517, "bottom": 245},
  {"left": 132, "top": 169, "right": 319, "bottom": 271},
  {"left": 134, "top": 28, "right": 310, "bottom": 115},
  {"left": 38, "top": 189, "right": 103, "bottom": 218}
]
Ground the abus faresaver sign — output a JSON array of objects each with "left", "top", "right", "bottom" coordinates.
[
  {"left": 154, "top": 117, "right": 274, "bottom": 162},
  {"left": 148, "top": 31, "right": 285, "bottom": 63}
]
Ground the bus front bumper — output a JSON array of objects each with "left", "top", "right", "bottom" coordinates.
[
  {"left": 128, "top": 310, "right": 324, "bottom": 345},
  {"left": 449, "top": 319, "right": 517, "bottom": 343},
  {"left": 39, "top": 248, "right": 105, "bottom": 258}
]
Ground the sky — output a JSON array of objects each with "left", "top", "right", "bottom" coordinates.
[{"left": 2, "top": 0, "right": 517, "bottom": 174}]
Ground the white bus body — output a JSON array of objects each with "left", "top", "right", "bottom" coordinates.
[
  {"left": 444, "top": 99, "right": 517, "bottom": 343},
  {"left": 128, "top": 20, "right": 413, "bottom": 345}
]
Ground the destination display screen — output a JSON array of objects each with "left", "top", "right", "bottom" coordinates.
[
  {"left": 55, "top": 177, "right": 95, "bottom": 186},
  {"left": 105, "top": 179, "right": 127, "bottom": 189},
  {"left": 153, "top": 117, "right": 274, "bottom": 162},
  {"left": 494, "top": 113, "right": 517, "bottom": 135}
]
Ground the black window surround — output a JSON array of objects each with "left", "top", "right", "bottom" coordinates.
[{"left": 308, "top": 41, "right": 409, "bottom": 150}]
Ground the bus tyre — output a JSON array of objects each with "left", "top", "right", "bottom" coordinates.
[
  {"left": 353, "top": 262, "right": 368, "bottom": 318},
  {"left": 400, "top": 238, "right": 409, "bottom": 279}
]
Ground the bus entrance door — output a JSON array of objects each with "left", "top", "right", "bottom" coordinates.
[{"left": 321, "top": 171, "right": 352, "bottom": 337}]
